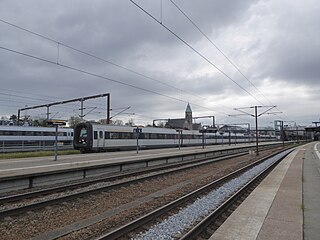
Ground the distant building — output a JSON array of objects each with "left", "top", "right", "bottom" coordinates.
[
  {"left": 218, "top": 125, "right": 248, "bottom": 134},
  {"left": 0, "top": 120, "right": 14, "bottom": 126},
  {"left": 165, "top": 103, "right": 201, "bottom": 130}
]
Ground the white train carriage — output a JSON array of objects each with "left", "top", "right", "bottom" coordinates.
[
  {"left": 0, "top": 125, "right": 74, "bottom": 152},
  {"left": 73, "top": 122, "right": 271, "bottom": 153}
]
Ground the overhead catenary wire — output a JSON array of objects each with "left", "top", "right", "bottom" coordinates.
[
  {"left": 0, "top": 17, "right": 240, "bottom": 117},
  {"left": 0, "top": 14, "right": 267, "bottom": 124},
  {"left": 0, "top": 18, "right": 210, "bottom": 105},
  {"left": 169, "top": 1, "right": 269, "bottom": 103},
  {"left": 168, "top": 0, "right": 287, "bottom": 120},
  {"left": 0, "top": 46, "right": 232, "bottom": 118},
  {"left": 129, "top": 0, "right": 267, "bottom": 107}
]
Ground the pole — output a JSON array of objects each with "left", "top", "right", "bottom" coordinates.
[
  {"left": 80, "top": 99, "right": 84, "bottom": 120},
  {"left": 46, "top": 105, "right": 50, "bottom": 121},
  {"left": 255, "top": 106, "right": 259, "bottom": 155},
  {"left": 17, "top": 109, "right": 21, "bottom": 126},
  {"left": 107, "top": 94, "right": 110, "bottom": 124},
  {"left": 281, "top": 121, "right": 284, "bottom": 148},
  {"left": 136, "top": 128, "right": 139, "bottom": 154},
  {"left": 54, "top": 124, "right": 58, "bottom": 161},
  {"left": 202, "top": 132, "right": 204, "bottom": 149},
  {"left": 215, "top": 132, "right": 217, "bottom": 144}
]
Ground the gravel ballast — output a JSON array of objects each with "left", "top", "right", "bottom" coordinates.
[{"left": 134, "top": 150, "right": 291, "bottom": 239}]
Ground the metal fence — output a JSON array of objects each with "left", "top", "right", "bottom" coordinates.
[{"left": 0, "top": 141, "right": 73, "bottom": 153}]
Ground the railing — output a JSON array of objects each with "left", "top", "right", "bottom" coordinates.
[{"left": 0, "top": 141, "right": 73, "bottom": 153}]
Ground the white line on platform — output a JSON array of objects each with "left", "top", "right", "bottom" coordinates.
[
  {"left": 0, "top": 158, "right": 120, "bottom": 173},
  {"left": 314, "top": 142, "right": 320, "bottom": 160}
]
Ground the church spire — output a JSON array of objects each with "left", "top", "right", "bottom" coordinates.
[{"left": 185, "top": 102, "right": 192, "bottom": 113}]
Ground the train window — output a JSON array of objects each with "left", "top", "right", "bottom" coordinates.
[
  {"left": 94, "top": 131, "right": 98, "bottom": 140},
  {"left": 104, "top": 131, "right": 110, "bottom": 139},
  {"left": 158, "top": 134, "right": 165, "bottom": 139},
  {"left": 63, "top": 132, "right": 67, "bottom": 136},
  {"left": 139, "top": 133, "right": 146, "bottom": 139},
  {"left": 170, "top": 134, "right": 175, "bottom": 139},
  {"left": 122, "top": 132, "right": 132, "bottom": 139},
  {"left": 144, "top": 133, "right": 150, "bottom": 139},
  {"left": 110, "top": 132, "right": 119, "bottom": 139},
  {"left": 25, "top": 131, "right": 33, "bottom": 136},
  {"left": 80, "top": 128, "right": 87, "bottom": 138},
  {"left": 99, "top": 131, "right": 103, "bottom": 139},
  {"left": 71, "top": 132, "right": 73, "bottom": 137},
  {"left": 186, "top": 134, "right": 192, "bottom": 139},
  {"left": 150, "top": 133, "right": 157, "bottom": 139}
]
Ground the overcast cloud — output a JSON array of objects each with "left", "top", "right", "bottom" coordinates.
[{"left": 0, "top": 0, "right": 319, "bottom": 127}]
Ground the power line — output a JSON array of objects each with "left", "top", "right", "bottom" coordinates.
[
  {"left": 169, "top": 1, "right": 269, "bottom": 103},
  {"left": 129, "top": 0, "right": 266, "bottom": 106},
  {"left": 0, "top": 17, "right": 237, "bottom": 113},
  {"left": 0, "top": 45, "right": 232, "bottom": 118},
  {"left": 168, "top": 0, "right": 289, "bottom": 121},
  {"left": 0, "top": 18, "right": 209, "bottom": 105}
]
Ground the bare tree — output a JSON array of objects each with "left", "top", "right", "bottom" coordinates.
[
  {"left": 113, "top": 119, "right": 124, "bottom": 125},
  {"left": 68, "top": 116, "right": 83, "bottom": 128},
  {"left": 125, "top": 118, "right": 135, "bottom": 126}
]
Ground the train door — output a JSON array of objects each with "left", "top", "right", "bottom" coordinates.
[{"left": 97, "top": 130, "right": 105, "bottom": 148}]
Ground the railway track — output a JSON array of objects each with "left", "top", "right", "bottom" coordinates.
[
  {"left": 0, "top": 151, "right": 248, "bottom": 218},
  {"left": 95, "top": 148, "right": 294, "bottom": 240},
  {"left": 0, "top": 146, "right": 295, "bottom": 240}
]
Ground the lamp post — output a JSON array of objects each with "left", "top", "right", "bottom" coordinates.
[
  {"left": 133, "top": 127, "right": 142, "bottom": 154},
  {"left": 200, "top": 126, "right": 207, "bottom": 149},
  {"left": 176, "top": 129, "right": 182, "bottom": 150},
  {"left": 46, "top": 120, "right": 67, "bottom": 161},
  {"left": 219, "top": 131, "right": 224, "bottom": 145}
]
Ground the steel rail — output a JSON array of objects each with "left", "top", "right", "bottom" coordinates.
[
  {"left": 0, "top": 149, "right": 248, "bottom": 204},
  {"left": 0, "top": 152, "right": 248, "bottom": 218},
  {"left": 179, "top": 150, "right": 293, "bottom": 239},
  {"left": 95, "top": 148, "right": 294, "bottom": 240},
  {"left": 0, "top": 143, "right": 282, "bottom": 204}
]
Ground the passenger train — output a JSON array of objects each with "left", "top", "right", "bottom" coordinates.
[
  {"left": 0, "top": 125, "right": 74, "bottom": 152},
  {"left": 73, "top": 122, "right": 274, "bottom": 153}
]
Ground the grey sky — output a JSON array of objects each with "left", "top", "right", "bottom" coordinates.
[{"left": 0, "top": 0, "right": 319, "bottom": 127}]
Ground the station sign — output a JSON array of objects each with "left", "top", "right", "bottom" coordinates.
[
  {"left": 133, "top": 128, "right": 142, "bottom": 133},
  {"left": 47, "top": 120, "right": 67, "bottom": 126}
]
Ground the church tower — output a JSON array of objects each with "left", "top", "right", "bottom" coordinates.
[{"left": 185, "top": 103, "right": 193, "bottom": 130}]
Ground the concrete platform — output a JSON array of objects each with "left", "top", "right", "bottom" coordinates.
[
  {"left": 303, "top": 142, "right": 320, "bottom": 240},
  {"left": 0, "top": 142, "right": 278, "bottom": 179},
  {"left": 0, "top": 142, "right": 285, "bottom": 193},
  {"left": 210, "top": 142, "right": 320, "bottom": 240},
  {"left": 209, "top": 143, "right": 310, "bottom": 240}
]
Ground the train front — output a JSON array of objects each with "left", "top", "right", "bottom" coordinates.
[{"left": 73, "top": 122, "right": 93, "bottom": 153}]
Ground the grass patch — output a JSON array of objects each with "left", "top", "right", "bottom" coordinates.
[{"left": 0, "top": 149, "right": 80, "bottom": 159}]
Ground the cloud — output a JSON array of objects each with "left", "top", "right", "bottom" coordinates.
[{"left": 0, "top": 0, "right": 319, "bottom": 126}]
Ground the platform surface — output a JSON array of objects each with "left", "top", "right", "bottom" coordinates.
[
  {"left": 0, "top": 142, "right": 273, "bottom": 178},
  {"left": 209, "top": 143, "right": 320, "bottom": 240}
]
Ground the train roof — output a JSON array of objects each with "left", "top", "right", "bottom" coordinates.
[{"left": 0, "top": 125, "right": 73, "bottom": 132}]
